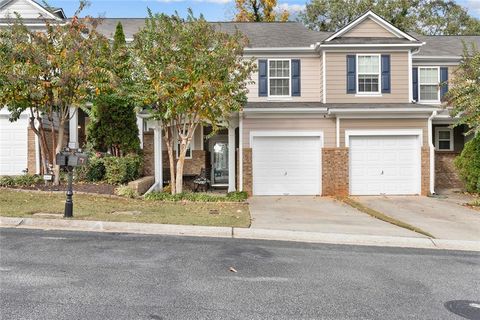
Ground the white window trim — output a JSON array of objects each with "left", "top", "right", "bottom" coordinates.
[
  {"left": 435, "top": 127, "right": 454, "bottom": 151},
  {"left": 267, "top": 58, "right": 291, "bottom": 98},
  {"left": 356, "top": 53, "right": 381, "bottom": 95},
  {"left": 418, "top": 66, "right": 441, "bottom": 104},
  {"left": 175, "top": 134, "right": 194, "bottom": 159}
]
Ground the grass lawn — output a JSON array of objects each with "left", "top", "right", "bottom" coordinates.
[{"left": 0, "top": 189, "right": 250, "bottom": 227}]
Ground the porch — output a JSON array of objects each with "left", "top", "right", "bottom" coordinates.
[{"left": 142, "top": 118, "right": 240, "bottom": 193}]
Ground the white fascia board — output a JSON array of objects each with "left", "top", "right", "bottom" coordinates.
[
  {"left": 319, "top": 43, "right": 424, "bottom": 48},
  {"left": 244, "top": 107, "right": 328, "bottom": 114},
  {"left": 324, "top": 11, "right": 418, "bottom": 42},
  {"left": 328, "top": 107, "right": 440, "bottom": 114}
]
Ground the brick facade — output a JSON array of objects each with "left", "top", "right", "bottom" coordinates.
[
  {"left": 242, "top": 148, "right": 253, "bottom": 195},
  {"left": 142, "top": 131, "right": 207, "bottom": 178},
  {"left": 421, "top": 147, "right": 430, "bottom": 196},
  {"left": 322, "top": 148, "right": 349, "bottom": 196},
  {"left": 27, "top": 127, "right": 68, "bottom": 174},
  {"left": 435, "top": 152, "right": 463, "bottom": 190}
]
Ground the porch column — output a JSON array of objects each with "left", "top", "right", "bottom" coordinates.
[
  {"left": 228, "top": 123, "right": 237, "bottom": 192},
  {"left": 136, "top": 116, "right": 144, "bottom": 149},
  {"left": 68, "top": 106, "right": 78, "bottom": 149},
  {"left": 153, "top": 120, "right": 163, "bottom": 191}
]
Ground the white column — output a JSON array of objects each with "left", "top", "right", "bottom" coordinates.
[
  {"left": 239, "top": 113, "right": 243, "bottom": 192},
  {"left": 153, "top": 121, "right": 163, "bottom": 191},
  {"left": 68, "top": 106, "right": 78, "bottom": 149},
  {"left": 228, "top": 123, "right": 237, "bottom": 192},
  {"left": 136, "top": 116, "right": 144, "bottom": 149}
]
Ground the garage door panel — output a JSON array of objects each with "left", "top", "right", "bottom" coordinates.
[
  {"left": 349, "top": 135, "right": 420, "bottom": 196},
  {"left": 252, "top": 135, "right": 321, "bottom": 196},
  {"left": 0, "top": 117, "right": 29, "bottom": 175}
]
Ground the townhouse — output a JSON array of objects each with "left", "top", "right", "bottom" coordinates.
[{"left": 1, "top": 0, "right": 479, "bottom": 196}]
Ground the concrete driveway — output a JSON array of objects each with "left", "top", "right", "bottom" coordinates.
[
  {"left": 249, "top": 196, "right": 421, "bottom": 237},
  {"left": 355, "top": 196, "right": 480, "bottom": 241}
]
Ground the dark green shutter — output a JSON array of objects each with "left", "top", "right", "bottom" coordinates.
[
  {"left": 346, "top": 55, "right": 356, "bottom": 94},
  {"left": 440, "top": 67, "right": 448, "bottom": 99},
  {"left": 412, "top": 67, "right": 418, "bottom": 101},
  {"left": 381, "top": 55, "right": 391, "bottom": 93}
]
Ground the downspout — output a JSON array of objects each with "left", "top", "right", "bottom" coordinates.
[
  {"left": 239, "top": 111, "right": 244, "bottom": 192},
  {"left": 34, "top": 117, "right": 40, "bottom": 174},
  {"left": 428, "top": 110, "right": 437, "bottom": 195}
]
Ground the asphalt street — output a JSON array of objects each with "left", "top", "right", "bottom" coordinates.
[{"left": 1, "top": 228, "right": 479, "bottom": 320}]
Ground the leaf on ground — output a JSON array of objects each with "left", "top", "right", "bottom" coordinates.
[{"left": 229, "top": 267, "right": 237, "bottom": 273}]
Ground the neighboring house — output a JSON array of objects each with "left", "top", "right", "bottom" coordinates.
[{"left": 1, "top": 0, "right": 479, "bottom": 196}]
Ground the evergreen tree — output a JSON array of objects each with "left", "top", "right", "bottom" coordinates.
[{"left": 87, "top": 22, "right": 140, "bottom": 157}]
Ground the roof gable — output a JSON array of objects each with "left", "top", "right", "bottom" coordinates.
[
  {"left": 0, "top": 0, "right": 60, "bottom": 20},
  {"left": 324, "top": 11, "right": 418, "bottom": 42}
]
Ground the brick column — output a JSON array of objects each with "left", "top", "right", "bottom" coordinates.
[
  {"left": 322, "top": 147, "right": 349, "bottom": 196},
  {"left": 242, "top": 148, "right": 252, "bottom": 195},
  {"left": 421, "top": 147, "right": 430, "bottom": 196}
]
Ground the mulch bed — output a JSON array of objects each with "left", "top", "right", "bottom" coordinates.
[{"left": 9, "top": 183, "right": 116, "bottom": 195}]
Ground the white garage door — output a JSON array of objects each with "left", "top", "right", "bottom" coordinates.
[
  {"left": 252, "top": 135, "right": 321, "bottom": 196},
  {"left": 349, "top": 135, "right": 420, "bottom": 195},
  {"left": 0, "top": 117, "right": 29, "bottom": 175}
]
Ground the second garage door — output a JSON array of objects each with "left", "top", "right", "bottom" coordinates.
[
  {"left": 252, "top": 135, "right": 321, "bottom": 196},
  {"left": 349, "top": 135, "right": 421, "bottom": 195},
  {"left": 0, "top": 116, "right": 29, "bottom": 175}
]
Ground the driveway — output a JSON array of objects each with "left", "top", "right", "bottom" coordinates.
[
  {"left": 355, "top": 196, "right": 480, "bottom": 241},
  {"left": 249, "top": 196, "right": 421, "bottom": 237}
]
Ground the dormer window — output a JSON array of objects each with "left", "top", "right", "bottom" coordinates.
[
  {"left": 357, "top": 54, "right": 380, "bottom": 94},
  {"left": 419, "top": 67, "right": 440, "bottom": 103}
]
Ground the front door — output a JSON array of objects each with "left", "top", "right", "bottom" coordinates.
[{"left": 210, "top": 136, "right": 229, "bottom": 186}]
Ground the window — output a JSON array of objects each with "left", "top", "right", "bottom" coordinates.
[
  {"left": 419, "top": 67, "right": 440, "bottom": 102},
  {"left": 176, "top": 136, "right": 193, "bottom": 159},
  {"left": 435, "top": 127, "right": 453, "bottom": 151},
  {"left": 357, "top": 55, "right": 380, "bottom": 93},
  {"left": 269, "top": 59, "right": 290, "bottom": 97}
]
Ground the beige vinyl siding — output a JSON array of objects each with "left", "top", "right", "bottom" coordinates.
[
  {"left": 247, "top": 57, "right": 322, "bottom": 102},
  {"left": 0, "top": 0, "right": 52, "bottom": 19},
  {"left": 340, "top": 119, "right": 429, "bottom": 147},
  {"left": 325, "top": 51, "right": 409, "bottom": 103},
  {"left": 242, "top": 117, "right": 336, "bottom": 148},
  {"left": 343, "top": 18, "right": 396, "bottom": 38}
]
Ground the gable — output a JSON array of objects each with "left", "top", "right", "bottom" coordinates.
[
  {"left": 0, "top": 0, "right": 58, "bottom": 20},
  {"left": 342, "top": 17, "right": 396, "bottom": 38}
]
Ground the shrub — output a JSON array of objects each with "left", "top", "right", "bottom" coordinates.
[
  {"left": 455, "top": 135, "right": 480, "bottom": 193},
  {"left": 115, "top": 185, "right": 138, "bottom": 198},
  {"left": 86, "top": 158, "right": 106, "bottom": 182},
  {"left": 103, "top": 154, "right": 142, "bottom": 185},
  {"left": 0, "top": 176, "right": 15, "bottom": 187},
  {"left": 144, "top": 191, "right": 247, "bottom": 202}
]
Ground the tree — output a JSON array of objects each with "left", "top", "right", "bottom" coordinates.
[
  {"left": 445, "top": 43, "right": 480, "bottom": 134},
  {"left": 234, "top": 0, "right": 289, "bottom": 22},
  {"left": 87, "top": 22, "right": 140, "bottom": 156},
  {"left": 132, "top": 10, "right": 255, "bottom": 194},
  {"left": 0, "top": 2, "right": 112, "bottom": 184},
  {"left": 301, "top": 0, "right": 480, "bottom": 35}
]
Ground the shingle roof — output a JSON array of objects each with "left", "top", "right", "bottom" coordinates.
[
  {"left": 414, "top": 34, "right": 480, "bottom": 56},
  {"left": 323, "top": 37, "right": 420, "bottom": 45}
]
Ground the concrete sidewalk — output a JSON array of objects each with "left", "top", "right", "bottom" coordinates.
[{"left": 2, "top": 216, "right": 479, "bottom": 252}]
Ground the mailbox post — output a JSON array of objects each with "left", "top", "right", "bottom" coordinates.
[{"left": 56, "top": 148, "right": 88, "bottom": 218}]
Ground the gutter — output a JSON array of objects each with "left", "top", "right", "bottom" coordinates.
[
  {"left": 428, "top": 110, "right": 437, "bottom": 195},
  {"left": 244, "top": 107, "right": 328, "bottom": 114},
  {"left": 328, "top": 107, "right": 439, "bottom": 114}
]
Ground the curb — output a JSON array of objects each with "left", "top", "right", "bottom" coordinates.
[{"left": 1, "top": 217, "right": 480, "bottom": 252}]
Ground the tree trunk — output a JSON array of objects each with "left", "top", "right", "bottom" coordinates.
[
  {"left": 28, "top": 117, "right": 48, "bottom": 174},
  {"left": 53, "top": 120, "right": 65, "bottom": 186},
  {"left": 164, "top": 126, "right": 176, "bottom": 194},
  {"left": 175, "top": 142, "right": 187, "bottom": 194}
]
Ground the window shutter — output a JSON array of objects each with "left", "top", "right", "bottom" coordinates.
[
  {"left": 412, "top": 67, "right": 418, "bottom": 101},
  {"left": 440, "top": 67, "right": 448, "bottom": 99},
  {"left": 381, "top": 55, "right": 391, "bottom": 93},
  {"left": 291, "top": 59, "right": 301, "bottom": 96},
  {"left": 346, "top": 55, "right": 356, "bottom": 94},
  {"left": 258, "top": 60, "right": 268, "bottom": 97}
]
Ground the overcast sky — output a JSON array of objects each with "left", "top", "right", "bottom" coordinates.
[{"left": 48, "top": 0, "right": 480, "bottom": 21}]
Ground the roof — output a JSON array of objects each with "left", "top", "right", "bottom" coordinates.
[
  {"left": 324, "top": 37, "right": 421, "bottom": 45},
  {"left": 96, "top": 19, "right": 328, "bottom": 48},
  {"left": 414, "top": 35, "right": 480, "bottom": 57}
]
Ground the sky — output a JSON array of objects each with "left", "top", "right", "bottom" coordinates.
[{"left": 48, "top": 0, "right": 480, "bottom": 21}]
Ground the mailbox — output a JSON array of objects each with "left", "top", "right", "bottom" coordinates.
[
  {"left": 56, "top": 153, "right": 68, "bottom": 167},
  {"left": 56, "top": 149, "right": 88, "bottom": 169}
]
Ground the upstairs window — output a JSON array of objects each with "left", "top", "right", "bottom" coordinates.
[
  {"left": 357, "top": 54, "right": 380, "bottom": 93},
  {"left": 269, "top": 60, "right": 290, "bottom": 97},
  {"left": 419, "top": 67, "right": 440, "bottom": 102}
]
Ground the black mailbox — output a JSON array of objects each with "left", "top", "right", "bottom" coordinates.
[
  {"left": 56, "top": 153, "right": 68, "bottom": 167},
  {"left": 67, "top": 153, "right": 88, "bottom": 167}
]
